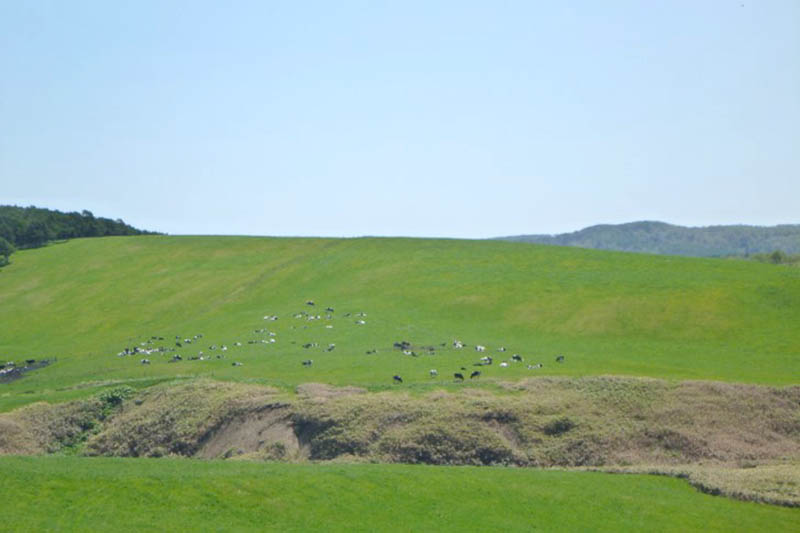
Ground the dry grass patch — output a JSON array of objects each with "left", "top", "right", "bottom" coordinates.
[{"left": 85, "top": 380, "right": 278, "bottom": 457}]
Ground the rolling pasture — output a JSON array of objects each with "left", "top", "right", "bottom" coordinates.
[
  {"left": 1, "top": 235, "right": 799, "bottom": 531},
  {"left": 1, "top": 457, "right": 797, "bottom": 532},
  {"left": 1, "top": 235, "right": 799, "bottom": 411}
]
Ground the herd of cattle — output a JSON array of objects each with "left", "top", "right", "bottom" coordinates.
[{"left": 113, "top": 300, "right": 566, "bottom": 383}]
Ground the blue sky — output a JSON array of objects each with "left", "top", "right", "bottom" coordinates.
[{"left": 2, "top": 1, "right": 798, "bottom": 237}]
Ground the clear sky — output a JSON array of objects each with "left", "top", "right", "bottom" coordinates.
[{"left": 2, "top": 1, "right": 798, "bottom": 238}]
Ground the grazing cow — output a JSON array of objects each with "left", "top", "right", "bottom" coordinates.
[
  {"left": 325, "top": 325, "right": 333, "bottom": 329},
  {"left": 25, "top": 359, "right": 36, "bottom": 365},
  {"left": 366, "top": 349, "right": 377, "bottom": 355},
  {"left": 498, "top": 347, "right": 507, "bottom": 352},
  {"left": 140, "top": 359, "right": 150, "bottom": 365},
  {"left": 232, "top": 362, "right": 243, "bottom": 366},
  {"left": 325, "top": 307, "right": 335, "bottom": 313},
  {"left": 454, "top": 372, "right": 464, "bottom": 381},
  {"left": 221, "top": 345, "right": 228, "bottom": 351},
  {"left": 326, "top": 344, "right": 336, "bottom": 352},
  {"left": 393, "top": 375, "right": 403, "bottom": 384},
  {"left": 171, "top": 354, "right": 182, "bottom": 362},
  {"left": 475, "top": 345, "right": 486, "bottom": 352},
  {"left": 499, "top": 362, "right": 509, "bottom": 368},
  {"left": 302, "top": 359, "right": 313, "bottom": 366},
  {"left": 511, "top": 354, "right": 523, "bottom": 362},
  {"left": 470, "top": 370, "right": 481, "bottom": 379},
  {"left": 453, "top": 340, "right": 464, "bottom": 349},
  {"left": 234, "top": 342, "right": 242, "bottom": 347},
  {"left": 356, "top": 320, "right": 366, "bottom": 325},
  {"left": 555, "top": 355, "right": 565, "bottom": 363},
  {"left": 479, "top": 356, "right": 493, "bottom": 365},
  {"left": 306, "top": 300, "right": 315, "bottom": 306},
  {"left": 430, "top": 369, "right": 438, "bottom": 377},
  {"left": 527, "top": 363, "right": 543, "bottom": 369}
]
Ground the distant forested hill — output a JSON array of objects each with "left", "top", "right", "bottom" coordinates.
[
  {"left": 498, "top": 221, "right": 800, "bottom": 257},
  {"left": 0, "top": 205, "right": 155, "bottom": 263}
]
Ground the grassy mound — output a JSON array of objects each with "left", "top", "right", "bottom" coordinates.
[{"left": 3, "top": 377, "right": 797, "bottom": 505}]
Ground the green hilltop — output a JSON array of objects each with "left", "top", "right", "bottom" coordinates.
[{"left": 1, "top": 235, "right": 798, "bottom": 410}]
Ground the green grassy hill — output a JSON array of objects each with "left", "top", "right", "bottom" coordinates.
[{"left": 1, "top": 235, "right": 798, "bottom": 410}]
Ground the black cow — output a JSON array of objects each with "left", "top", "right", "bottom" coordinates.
[
  {"left": 393, "top": 375, "right": 403, "bottom": 384},
  {"left": 556, "top": 355, "right": 565, "bottom": 363},
  {"left": 470, "top": 371, "right": 481, "bottom": 379},
  {"left": 511, "top": 354, "right": 523, "bottom": 362},
  {"left": 302, "top": 359, "right": 313, "bottom": 366},
  {"left": 454, "top": 373, "right": 464, "bottom": 381}
]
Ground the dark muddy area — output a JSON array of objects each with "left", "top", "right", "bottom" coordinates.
[{"left": 0, "top": 359, "right": 53, "bottom": 384}]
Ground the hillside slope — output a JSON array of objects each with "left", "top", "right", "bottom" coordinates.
[
  {"left": 0, "top": 235, "right": 799, "bottom": 410},
  {"left": 499, "top": 221, "right": 800, "bottom": 256}
]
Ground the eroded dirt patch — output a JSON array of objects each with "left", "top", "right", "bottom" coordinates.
[{"left": 197, "top": 406, "right": 307, "bottom": 460}]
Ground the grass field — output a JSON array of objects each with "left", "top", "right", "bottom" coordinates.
[
  {"left": 1, "top": 235, "right": 798, "bottom": 530},
  {"left": 1, "top": 456, "right": 797, "bottom": 532},
  {"left": 1, "top": 235, "right": 799, "bottom": 411}
]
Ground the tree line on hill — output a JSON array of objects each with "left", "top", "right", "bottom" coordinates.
[
  {"left": 498, "top": 221, "right": 800, "bottom": 261},
  {"left": 0, "top": 205, "right": 155, "bottom": 266}
]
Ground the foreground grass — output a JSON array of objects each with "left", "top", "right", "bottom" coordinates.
[
  {"left": 1, "top": 236, "right": 799, "bottom": 411},
  {"left": 1, "top": 457, "right": 797, "bottom": 532}
]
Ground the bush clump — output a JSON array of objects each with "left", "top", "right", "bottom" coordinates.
[{"left": 543, "top": 417, "right": 575, "bottom": 436}]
